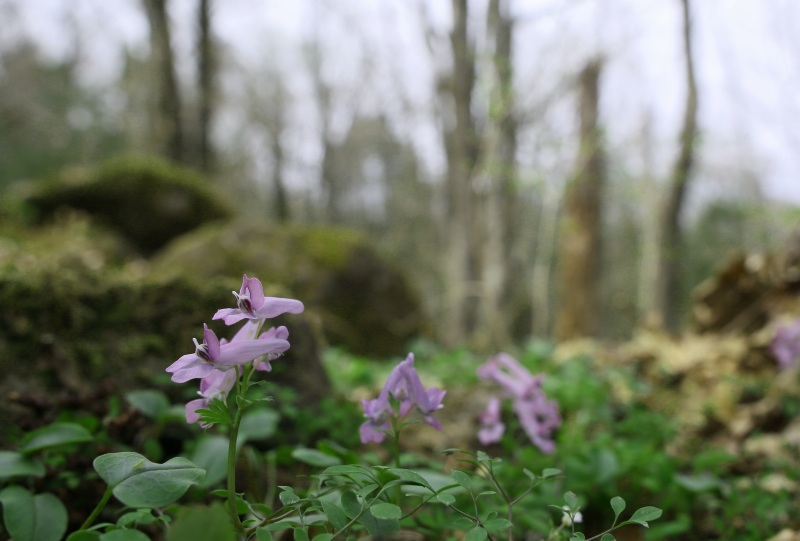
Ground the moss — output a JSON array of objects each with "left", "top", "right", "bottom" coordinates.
[{"left": 24, "top": 155, "right": 233, "bottom": 255}]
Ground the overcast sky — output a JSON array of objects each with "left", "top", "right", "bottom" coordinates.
[{"left": 4, "top": 0, "right": 800, "bottom": 205}]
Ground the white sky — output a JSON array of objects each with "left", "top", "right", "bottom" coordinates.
[{"left": 4, "top": 0, "right": 800, "bottom": 206}]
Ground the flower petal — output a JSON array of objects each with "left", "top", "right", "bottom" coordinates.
[
  {"left": 166, "top": 353, "right": 202, "bottom": 374},
  {"left": 254, "top": 297, "right": 305, "bottom": 318},
  {"left": 171, "top": 364, "right": 215, "bottom": 383},
  {"left": 215, "top": 338, "right": 290, "bottom": 367},
  {"left": 202, "top": 324, "right": 221, "bottom": 359},
  {"left": 242, "top": 275, "right": 265, "bottom": 310},
  {"left": 185, "top": 399, "right": 207, "bottom": 424}
]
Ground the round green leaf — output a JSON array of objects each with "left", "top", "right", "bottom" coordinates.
[
  {"left": 0, "top": 451, "right": 45, "bottom": 479},
  {"left": 450, "top": 469, "right": 472, "bottom": 489},
  {"left": 238, "top": 408, "right": 279, "bottom": 443},
  {"left": 165, "top": 503, "right": 236, "bottom": 541},
  {"left": 126, "top": 390, "right": 171, "bottom": 419},
  {"left": 483, "top": 518, "right": 512, "bottom": 532},
  {"left": 20, "top": 423, "right": 93, "bottom": 455},
  {"left": 369, "top": 502, "right": 401, "bottom": 520},
  {"left": 312, "top": 534, "right": 333, "bottom": 541},
  {"left": 600, "top": 534, "right": 616, "bottom": 541},
  {"left": 629, "top": 506, "right": 662, "bottom": 524},
  {"left": 610, "top": 496, "right": 626, "bottom": 518},
  {"left": 190, "top": 435, "right": 229, "bottom": 488},
  {"left": 0, "top": 487, "right": 67, "bottom": 541},
  {"left": 291, "top": 448, "right": 341, "bottom": 468},
  {"left": 293, "top": 528, "right": 310, "bottom": 541},
  {"left": 564, "top": 491, "right": 578, "bottom": 509},
  {"left": 93, "top": 452, "right": 205, "bottom": 508},
  {"left": 66, "top": 531, "right": 102, "bottom": 541},
  {"left": 465, "top": 526, "right": 488, "bottom": 541},
  {"left": 100, "top": 529, "right": 152, "bottom": 541}
]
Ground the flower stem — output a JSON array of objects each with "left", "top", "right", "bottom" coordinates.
[
  {"left": 227, "top": 367, "right": 247, "bottom": 539},
  {"left": 80, "top": 486, "right": 113, "bottom": 530}
]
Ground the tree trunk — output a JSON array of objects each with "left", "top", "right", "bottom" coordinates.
[
  {"left": 654, "top": 0, "right": 699, "bottom": 331},
  {"left": 142, "top": 0, "right": 184, "bottom": 164},
  {"left": 196, "top": 0, "right": 214, "bottom": 174},
  {"left": 442, "top": 0, "right": 479, "bottom": 346},
  {"left": 554, "top": 60, "right": 605, "bottom": 341},
  {"left": 475, "top": 0, "right": 516, "bottom": 350}
]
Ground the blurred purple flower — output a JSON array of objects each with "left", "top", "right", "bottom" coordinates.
[
  {"left": 166, "top": 323, "right": 290, "bottom": 383},
  {"left": 359, "top": 353, "right": 446, "bottom": 444},
  {"left": 477, "top": 353, "right": 560, "bottom": 453},
  {"left": 771, "top": 320, "right": 800, "bottom": 370},
  {"left": 213, "top": 274, "right": 304, "bottom": 325},
  {"left": 477, "top": 396, "right": 506, "bottom": 445},
  {"left": 185, "top": 369, "right": 237, "bottom": 426}
]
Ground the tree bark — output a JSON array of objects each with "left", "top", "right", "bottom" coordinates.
[
  {"left": 554, "top": 59, "right": 605, "bottom": 341},
  {"left": 654, "top": 0, "right": 699, "bottom": 331},
  {"left": 142, "top": 0, "right": 184, "bottom": 164},
  {"left": 196, "top": 0, "right": 215, "bottom": 174}
]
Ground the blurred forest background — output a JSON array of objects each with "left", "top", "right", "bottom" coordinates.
[{"left": 2, "top": 0, "right": 800, "bottom": 350}]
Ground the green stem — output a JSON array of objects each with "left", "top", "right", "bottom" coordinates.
[
  {"left": 227, "top": 367, "right": 247, "bottom": 539},
  {"left": 80, "top": 486, "right": 113, "bottom": 530}
]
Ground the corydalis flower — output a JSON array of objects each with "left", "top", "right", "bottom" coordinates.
[
  {"left": 360, "top": 353, "right": 446, "bottom": 444},
  {"left": 185, "top": 369, "right": 237, "bottom": 426},
  {"left": 477, "top": 353, "right": 560, "bottom": 453},
  {"left": 166, "top": 323, "right": 290, "bottom": 383},
  {"left": 770, "top": 319, "right": 800, "bottom": 370},
  {"left": 477, "top": 397, "right": 505, "bottom": 446},
  {"left": 213, "top": 274, "right": 304, "bottom": 325}
]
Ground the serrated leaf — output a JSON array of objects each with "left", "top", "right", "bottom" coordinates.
[
  {"left": 93, "top": 452, "right": 205, "bottom": 508},
  {"left": 450, "top": 469, "right": 472, "bottom": 489},
  {"left": 0, "top": 487, "right": 67, "bottom": 541},
  {"left": 610, "top": 496, "right": 625, "bottom": 519},
  {"left": 20, "top": 423, "right": 93, "bottom": 455},
  {"left": 465, "top": 526, "right": 488, "bottom": 541},
  {"left": 125, "top": 390, "right": 171, "bottom": 419},
  {"left": 369, "top": 502, "right": 401, "bottom": 520},
  {"left": 0, "top": 451, "right": 45, "bottom": 479},
  {"left": 629, "top": 506, "right": 662, "bottom": 525}
]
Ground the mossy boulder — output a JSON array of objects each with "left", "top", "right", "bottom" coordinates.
[
  {"left": 23, "top": 155, "right": 232, "bottom": 255},
  {"left": 149, "top": 221, "right": 424, "bottom": 357}
]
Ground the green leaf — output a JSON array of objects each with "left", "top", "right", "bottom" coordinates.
[
  {"left": 0, "top": 487, "right": 67, "bottom": 541},
  {"left": 117, "top": 509, "right": 158, "bottom": 528},
  {"left": 629, "top": 506, "right": 662, "bottom": 524},
  {"left": 291, "top": 448, "right": 341, "bottom": 468},
  {"left": 93, "top": 452, "right": 205, "bottom": 508},
  {"left": 279, "top": 488, "right": 300, "bottom": 506},
  {"left": 293, "top": 528, "right": 310, "bottom": 541},
  {"left": 320, "top": 500, "right": 349, "bottom": 531},
  {"left": 541, "top": 468, "right": 562, "bottom": 479},
  {"left": 238, "top": 408, "right": 280, "bottom": 443},
  {"left": 312, "top": 534, "right": 334, "bottom": 541},
  {"left": 165, "top": 503, "right": 237, "bottom": 541},
  {"left": 0, "top": 451, "right": 45, "bottom": 479},
  {"left": 569, "top": 534, "right": 586, "bottom": 541},
  {"left": 20, "top": 422, "right": 93, "bottom": 455},
  {"left": 369, "top": 502, "right": 401, "bottom": 520},
  {"left": 387, "top": 468, "right": 434, "bottom": 491},
  {"left": 67, "top": 532, "right": 102, "bottom": 541},
  {"left": 450, "top": 469, "right": 472, "bottom": 489},
  {"left": 674, "top": 472, "right": 720, "bottom": 492},
  {"left": 465, "top": 526, "right": 488, "bottom": 541},
  {"left": 190, "top": 435, "right": 229, "bottom": 488},
  {"left": 100, "top": 530, "right": 152, "bottom": 541},
  {"left": 483, "top": 518, "right": 512, "bottom": 532},
  {"left": 126, "top": 390, "right": 171, "bottom": 419},
  {"left": 340, "top": 490, "right": 361, "bottom": 518},
  {"left": 564, "top": 491, "right": 579, "bottom": 509},
  {"left": 255, "top": 527, "right": 273, "bottom": 541},
  {"left": 436, "top": 493, "right": 455, "bottom": 505},
  {"left": 600, "top": 534, "right": 616, "bottom": 541},
  {"left": 450, "top": 517, "right": 474, "bottom": 530},
  {"left": 610, "top": 496, "right": 625, "bottom": 519}
]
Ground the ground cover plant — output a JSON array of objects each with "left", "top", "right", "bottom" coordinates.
[{"left": 0, "top": 274, "right": 668, "bottom": 541}]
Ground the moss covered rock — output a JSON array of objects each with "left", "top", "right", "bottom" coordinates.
[
  {"left": 149, "top": 221, "right": 424, "bottom": 357},
  {"left": 23, "top": 155, "right": 232, "bottom": 255}
]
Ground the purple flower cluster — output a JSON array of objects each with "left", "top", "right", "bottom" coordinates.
[
  {"left": 476, "top": 353, "right": 560, "bottom": 453},
  {"left": 167, "top": 274, "right": 304, "bottom": 425},
  {"left": 770, "top": 319, "right": 800, "bottom": 370},
  {"left": 360, "top": 353, "right": 446, "bottom": 444}
]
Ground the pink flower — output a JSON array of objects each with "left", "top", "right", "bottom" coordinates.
[
  {"left": 477, "top": 353, "right": 560, "bottom": 453},
  {"left": 185, "top": 369, "right": 237, "bottom": 426},
  {"left": 771, "top": 320, "right": 800, "bottom": 370},
  {"left": 166, "top": 323, "right": 290, "bottom": 383},
  {"left": 359, "top": 353, "right": 446, "bottom": 444},
  {"left": 477, "top": 397, "right": 506, "bottom": 445},
  {"left": 213, "top": 274, "right": 304, "bottom": 325}
]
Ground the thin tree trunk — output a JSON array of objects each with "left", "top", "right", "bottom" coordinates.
[
  {"left": 197, "top": 0, "right": 214, "bottom": 174},
  {"left": 654, "top": 0, "right": 699, "bottom": 331},
  {"left": 555, "top": 59, "right": 605, "bottom": 341},
  {"left": 475, "top": 0, "right": 516, "bottom": 349},
  {"left": 142, "top": 0, "right": 184, "bottom": 163}
]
